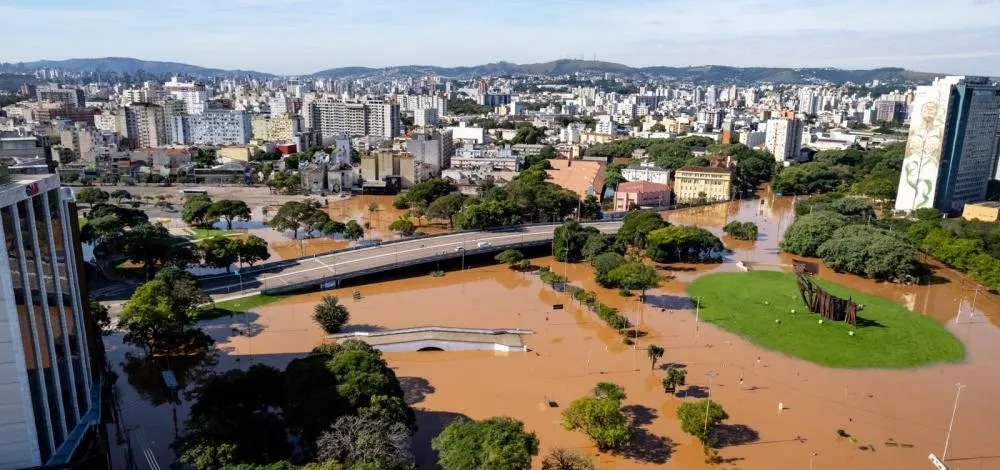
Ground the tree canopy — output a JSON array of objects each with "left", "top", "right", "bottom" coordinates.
[{"left": 432, "top": 417, "right": 539, "bottom": 470}]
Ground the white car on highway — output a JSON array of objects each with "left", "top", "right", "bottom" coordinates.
[
  {"left": 477, "top": 241, "right": 492, "bottom": 248},
  {"left": 454, "top": 246, "right": 465, "bottom": 252}
]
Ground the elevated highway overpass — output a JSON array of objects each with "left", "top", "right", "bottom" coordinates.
[{"left": 199, "top": 221, "right": 622, "bottom": 296}]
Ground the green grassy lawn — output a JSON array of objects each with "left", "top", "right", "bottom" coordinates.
[
  {"left": 78, "top": 216, "right": 88, "bottom": 230},
  {"left": 686, "top": 271, "right": 965, "bottom": 368},
  {"left": 194, "top": 294, "right": 291, "bottom": 321},
  {"left": 191, "top": 227, "right": 237, "bottom": 239}
]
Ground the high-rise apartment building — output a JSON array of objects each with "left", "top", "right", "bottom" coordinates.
[
  {"left": 124, "top": 103, "right": 167, "bottom": 148},
  {"left": 874, "top": 100, "right": 905, "bottom": 123},
  {"left": 35, "top": 88, "right": 85, "bottom": 108},
  {"left": 309, "top": 98, "right": 401, "bottom": 142},
  {"left": 764, "top": 118, "right": 804, "bottom": 162},
  {"left": 163, "top": 77, "right": 209, "bottom": 115},
  {"left": 0, "top": 172, "right": 108, "bottom": 468},
  {"left": 188, "top": 110, "right": 252, "bottom": 145},
  {"left": 895, "top": 76, "right": 1000, "bottom": 213}
]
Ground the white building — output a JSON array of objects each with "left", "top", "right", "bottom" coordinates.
[
  {"left": 448, "top": 122, "right": 488, "bottom": 145},
  {"left": 414, "top": 107, "right": 439, "bottom": 127},
  {"left": 124, "top": 103, "right": 167, "bottom": 148},
  {"left": 764, "top": 118, "right": 804, "bottom": 162},
  {"left": 621, "top": 161, "right": 671, "bottom": 186},
  {"left": 188, "top": 111, "right": 252, "bottom": 145},
  {"left": 309, "top": 97, "right": 401, "bottom": 142},
  {"left": 163, "top": 77, "right": 209, "bottom": 115},
  {"left": 595, "top": 115, "right": 616, "bottom": 135},
  {"left": 0, "top": 174, "right": 103, "bottom": 468}
]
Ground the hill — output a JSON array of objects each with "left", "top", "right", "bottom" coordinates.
[
  {"left": 1, "top": 57, "right": 945, "bottom": 85},
  {"left": 0, "top": 57, "right": 272, "bottom": 78}
]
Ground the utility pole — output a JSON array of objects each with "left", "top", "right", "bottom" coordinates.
[
  {"left": 703, "top": 370, "right": 719, "bottom": 437},
  {"left": 942, "top": 382, "right": 967, "bottom": 462}
]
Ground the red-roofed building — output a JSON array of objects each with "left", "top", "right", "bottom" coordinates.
[{"left": 614, "top": 181, "right": 671, "bottom": 212}]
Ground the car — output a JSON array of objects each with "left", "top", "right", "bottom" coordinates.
[
  {"left": 477, "top": 241, "right": 492, "bottom": 248},
  {"left": 454, "top": 246, "right": 465, "bottom": 252}
]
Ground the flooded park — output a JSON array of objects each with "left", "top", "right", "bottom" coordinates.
[{"left": 108, "top": 192, "right": 1000, "bottom": 470}]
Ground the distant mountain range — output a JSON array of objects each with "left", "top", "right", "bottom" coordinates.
[{"left": 0, "top": 57, "right": 945, "bottom": 85}]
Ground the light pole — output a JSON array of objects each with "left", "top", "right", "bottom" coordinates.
[
  {"left": 942, "top": 382, "right": 967, "bottom": 462},
  {"left": 703, "top": 370, "right": 719, "bottom": 437},
  {"left": 809, "top": 452, "right": 817, "bottom": 470},
  {"left": 586, "top": 345, "right": 608, "bottom": 375}
]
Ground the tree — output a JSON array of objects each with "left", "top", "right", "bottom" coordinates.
[
  {"left": 616, "top": 210, "right": 668, "bottom": 249},
  {"left": 343, "top": 220, "right": 364, "bottom": 241},
  {"left": 118, "top": 279, "right": 187, "bottom": 354},
  {"left": 402, "top": 178, "right": 457, "bottom": 207},
  {"left": 650, "top": 123, "right": 666, "bottom": 133},
  {"left": 646, "top": 226, "right": 724, "bottom": 263},
  {"left": 210, "top": 200, "right": 252, "bottom": 230},
  {"left": 321, "top": 220, "right": 347, "bottom": 237},
  {"left": 122, "top": 222, "right": 199, "bottom": 279},
  {"left": 592, "top": 252, "right": 626, "bottom": 287},
  {"left": 647, "top": 344, "right": 664, "bottom": 370},
  {"left": 723, "top": 221, "right": 758, "bottom": 241},
  {"left": 235, "top": 235, "right": 271, "bottom": 268},
  {"left": 62, "top": 172, "right": 80, "bottom": 184},
  {"left": 676, "top": 400, "right": 729, "bottom": 447},
  {"left": 495, "top": 249, "right": 525, "bottom": 268},
  {"left": 662, "top": 368, "right": 687, "bottom": 393},
  {"left": 561, "top": 395, "right": 632, "bottom": 451},
  {"left": 816, "top": 225, "right": 918, "bottom": 281},
  {"left": 541, "top": 448, "right": 594, "bottom": 470},
  {"left": 313, "top": 296, "right": 350, "bottom": 334},
  {"left": 454, "top": 200, "right": 522, "bottom": 230},
  {"left": 593, "top": 382, "right": 626, "bottom": 401},
  {"left": 388, "top": 217, "right": 416, "bottom": 236},
  {"left": 316, "top": 415, "right": 412, "bottom": 469},
  {"left": 200, "top": 236, "right": 239, "bottom": 272},
  {"left": 605, "top": 262, "right": 658, "bottom": 295},
  {"left": 432, "top": 417, "right": 539, "bottom": 470},
  {"left": 553, "top": 221, "right": 599, "bottom": 262},
  {"left": 912, "top": 208, "right": 943, "bottom": 221},
  {"left": 89, "top": 298, "right": 112, "bottom": 335},
  {"left": 110, "top": 189, "right": 131, "bottom": 204},
  {"left": 183, "top": 196, "right": 218, "bottom": 227},
  {"left": 77, "top": 187, "right": 109, "bottom": 207},
  {"left": 426, "top": 193, "right": 467, "bottom": 229},
  {"left": 604, "top": 163, "right": 627, "bottom": 189},
  {"left": 269, "top": 200, "right": 320, "bottom": 239},
  {"left": 580, "top": 195, "right": 602, "bottom": 221},
  {"left": 779, "top": 212, "right": 847, "bottom": 257},
  {"left": 583, "top": 233, "right": 619, "bottom": 262}
]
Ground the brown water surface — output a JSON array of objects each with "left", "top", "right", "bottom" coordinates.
[{"left": 110, "top": 193, "right": 1000, "bottom": 470}]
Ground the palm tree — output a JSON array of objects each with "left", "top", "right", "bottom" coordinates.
[{"left": 313, "top": 295, "right": 350, "bottom": 334}]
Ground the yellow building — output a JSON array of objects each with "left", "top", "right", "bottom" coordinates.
[
  {"left": 674, "top": 166, "right": 733, "bottom": 203},
  {"left": 961, "top": 202, "right": 1000, "bottom": 222},
  {"left": 251, "top": 113, "right": 300, "bottom": 141}
]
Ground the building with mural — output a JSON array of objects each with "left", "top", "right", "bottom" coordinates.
[{"left": 895, "top": 76, "right": 1000, "bottom": 213}]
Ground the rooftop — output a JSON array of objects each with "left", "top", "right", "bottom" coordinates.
[
  {"left": 617, "top": 181, "right": 670, "bottom": 193},
  {"left": 545, "top": 159, "right": 604, "bottom": 198},
  {"left": 675, "top": 166, "right": 732, "bottom": 174}
]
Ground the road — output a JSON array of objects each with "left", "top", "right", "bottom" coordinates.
[{"left": 199, "top": 221, "right": 622, "bottom": 296}]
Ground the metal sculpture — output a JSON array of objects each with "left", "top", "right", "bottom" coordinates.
[{"left": 794, "top": 262, "right": 858, "bottom": 327}]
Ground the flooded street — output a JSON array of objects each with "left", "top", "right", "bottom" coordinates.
[{"left": 110, "top": 193, "right": 1000, "bottom": 470}]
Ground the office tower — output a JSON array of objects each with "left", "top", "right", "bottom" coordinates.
[
  {"left": 124, "top": 103, "right": 167, "bottom": 148},
  {"left": 895, "top": 76, "right": 1000, "bottom": 213},
  {"left": 0, "top": 171, "right": 108, "bottom": 468},
  {"left": 798, "top": 88, "right": 819, "bottom": 115},
  {"left": 764, "top": 118, "right": 804, "bottom": 162}
]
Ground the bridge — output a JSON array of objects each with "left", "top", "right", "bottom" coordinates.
[
  {"left": 199, "top": 221, "right": 622, "bottom": 296},
  {"left": 327, "top": 327, "right": 533, "bottom": 352}
]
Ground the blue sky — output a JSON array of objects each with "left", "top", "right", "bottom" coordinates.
[{"left": 2, "top": 0, "right": 1000, "bottom": 75}]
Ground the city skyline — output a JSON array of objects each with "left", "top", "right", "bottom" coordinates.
[{"left": 3, "top": 0, "right": 1000, "bottom": 76}]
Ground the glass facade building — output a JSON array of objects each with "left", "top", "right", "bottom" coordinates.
[{"left": 0, "top": 173, "right": 102, "bottom": 469}]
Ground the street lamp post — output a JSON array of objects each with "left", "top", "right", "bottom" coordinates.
[
  {"left": 703, "top": 370, "right": 719, "bottom": 437},
  {"left": 809, "top": 452, "right": 817, "bottom": 470},
  {"left": 942, "top": 382, "right": 967, "bottom": 462}
]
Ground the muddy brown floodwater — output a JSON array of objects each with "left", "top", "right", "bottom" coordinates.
[
  {"left": 267, "top": 195, "right": 451, "bottom": 259},
  {"left": 110, "top": 192, "right": 1000, "bottom": 470}
]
